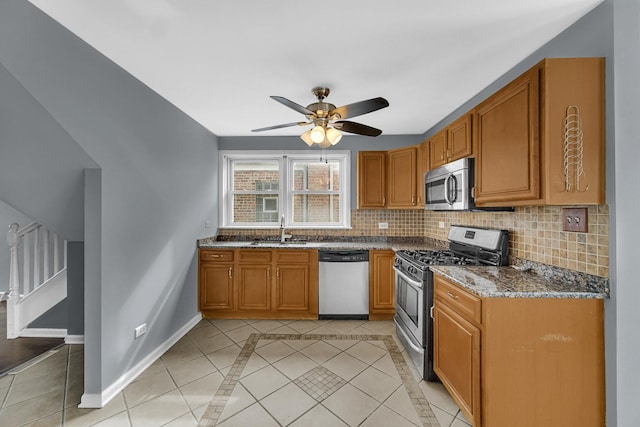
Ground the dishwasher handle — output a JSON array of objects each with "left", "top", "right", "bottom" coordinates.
[{"left": 318, "top": 250, "right": 369, "bottom": 262}]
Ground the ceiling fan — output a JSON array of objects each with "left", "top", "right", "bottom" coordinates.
[{"left": 251, "top": 87, "right": 389, "bottom": 148}]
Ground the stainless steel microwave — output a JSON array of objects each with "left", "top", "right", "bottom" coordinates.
[{"left": 424, "top": 157, "right": 475, "bottom": 210}]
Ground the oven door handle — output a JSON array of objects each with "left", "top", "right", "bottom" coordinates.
[
  {"left": 394, "top": 317, "right": 424, "bottom": 353},
  {"left": 393, "top": 266, "right": 424, "bottom": 290}
]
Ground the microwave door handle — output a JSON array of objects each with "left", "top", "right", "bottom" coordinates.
[{"left": 443, "top": 174, "right": 453, "bottom": 205}]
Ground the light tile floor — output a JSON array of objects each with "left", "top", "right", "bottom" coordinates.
[{"left": 0, "top": 319, "right": 471, "bottom": 426}]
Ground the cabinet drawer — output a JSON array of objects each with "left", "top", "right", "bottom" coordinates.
[
  {"left": 238, "top": 250, "right": 272, "bottom": 263},
  {"left": 434, "top": 275, "right": 482, "bottom": 324},
  {"left": 275, "top": 250, "right": 312, "bottom": 264},
  {"left": 200, "top": 250, "right": 234, "bottom": 262}
]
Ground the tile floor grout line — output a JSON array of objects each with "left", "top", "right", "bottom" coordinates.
[
  {"left": 0, "top": 373, "right": 14, "bottom": 409},
  {"left": 61, "top": 345, "right": 71, "bottom": 423}
]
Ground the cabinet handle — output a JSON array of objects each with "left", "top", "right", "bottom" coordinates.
[
  {"left": 447, "top": 291, "right": 459, "bottom": 300},
  {"left": 440, "top": 153, "right": 444, "bottom": 160},
  {"left": 276, "top": 268, "right": 280, "bottom": 280},
  {"left": 228, "top": 267, "right": 232, "bottom": 278},
  {"left": 383, "top": 197, "right": 386, "bottom": 206},
  {"left": 267, "top": 268, "right": 270, "bottom": 280},
  {"left": 446, "top": 149, "right": 451, "bottom": 159},
  {"left": 211, "top": 254, "right": 220, "bottom": 258},
  {"left": 430, "top": 306, "right": 434, "bottom": 319},
  {"left": 411, "top": 195, "right": 416, "bottom": 205}
]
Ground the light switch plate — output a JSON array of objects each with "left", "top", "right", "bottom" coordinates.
[{"left": 562, "top": 208, "right": 588, "bottom": 232}]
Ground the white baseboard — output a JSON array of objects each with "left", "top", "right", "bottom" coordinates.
[
  {"left": 20, "top": 328, "right": 67, "bottom": 338},
  {"left": 65, "top": 335, "right": 85, "bottom": 345},
  {"left": 79, "top": 314, "right": 202, "bottom": 408}
]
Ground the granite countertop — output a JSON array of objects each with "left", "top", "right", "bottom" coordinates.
[
  {"left": 198, "top": 236, "right": 446, "bottom": 252},
  {"left": 431, "top": 259, "right": 609, "bottom": 299}
]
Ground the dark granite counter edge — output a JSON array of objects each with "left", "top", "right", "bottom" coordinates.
[
  {"left": 197, "top": 236, "right": 448, "bottom": 252},
  {"left": 431, "top": 262, "right": 609, "bottom": 300}
]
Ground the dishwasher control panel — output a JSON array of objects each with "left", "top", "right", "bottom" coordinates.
[{"left": 318, "top": 250, "right": 369, "bottom": 262}]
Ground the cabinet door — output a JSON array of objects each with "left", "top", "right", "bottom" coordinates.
[
  {"left": 274, "top": 264, "right": 310, "bottom": 311},
  {"left": 434, "top": 303, "right": 481, "bottom": 427},
  {"left": 387, "top": 146, "right": 418, "bottom": 208},
  {"left": 357, "top": 151, "right": 387, "bottom": 208},
  {"left": 429, "top": 129, "right": 448, "bottom": 169},
  {"left": 369, "top": 250, "right": 395, "bottom": 317},
  {"left": 417, "top": 141, "right": 429, "bottom": 205},
  {"left": 199, "top": 263, "right": 234, "bottom": 311},
  {"left": 237, "top": 264, "right": 271, "bottom": 311},
  {"left": 542, "top": 58, "right": 605, "bottom": 205},
  {"left": 474, "top": 67, "right": 540, "bottom": 205},
  {"left": 447, "top": 114, "right": 472, "bottom": 162}
]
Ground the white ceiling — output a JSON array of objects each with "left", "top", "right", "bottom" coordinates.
[{"left": 29, "top": 0, "right": 603, "bottom": 137}]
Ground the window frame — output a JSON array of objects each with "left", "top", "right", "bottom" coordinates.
[{"left": 219, "top": 150, "right": 351, "bottom": 229}]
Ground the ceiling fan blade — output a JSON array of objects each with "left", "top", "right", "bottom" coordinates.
[
  {"left": 334, "top": 120, "right": 382, "bottom": 137},
  {"left": 270, "top": 96, "right": 314, "bottom": 116},
  {"left": 330, "top": 97, "right": 389, "bottom": 120},
  {"left": 251, "top": 122, "right": 310, "bottom": 132}
]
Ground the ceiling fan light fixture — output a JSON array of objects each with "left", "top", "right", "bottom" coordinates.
[
  {"left": 318, "top": 139, "right": 332, "bottom": 149},
  {"left": 300, "top": 130, "right": 314, "bottom": 147},
  {"left": 310, "top": 125, "right": 326, "bottom": 143},
  {"left": 326, "top": 127, "right": 342, "bottom": 145}
]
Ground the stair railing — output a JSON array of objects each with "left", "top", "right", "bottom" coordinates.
[{"left": 6, "top": 222, "right": 67, "bottom": 339}]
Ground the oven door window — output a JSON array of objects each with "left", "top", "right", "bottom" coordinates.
[
  {"left": 398, "top": 277, "right": 419, "bottom": 327},
  {"left": 395, "top": 270, "right": 424, "bottom": 344}
]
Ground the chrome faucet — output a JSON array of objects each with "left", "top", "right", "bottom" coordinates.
[{"left": 280, "top": 215, "right": 291, "bottom": 243}]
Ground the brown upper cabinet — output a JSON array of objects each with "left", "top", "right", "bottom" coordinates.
[
  {"left": 429, "top": 113, "right": 473, "bottom": 169},
  {"left": 387, "top": 146, "right": 418, "bottom": 208},
  {"left": 474, "top": 58, "right": 605, "bottom": 206},
  {"left": 417, "top": 140, "right": 430, "bottom": 206},
  {"left": 357, "top": 151, "right": 387, "bottom": 208},
  {"left": 357, "top": 147, "right": 421, "bottom": 209}
]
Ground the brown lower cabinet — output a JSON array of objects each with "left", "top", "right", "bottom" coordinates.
[
  {"left": 433, "top": 273, "right": 605, "bottom": 427},
  {"left": 199, "top": 248, "right": 318, "bottom": 319},
  {"left": 368, "top": 250, "right": 395, "bottom": 320}
]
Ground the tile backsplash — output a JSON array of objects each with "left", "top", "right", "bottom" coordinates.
[
  {"left": 423, "top": 205, "right": 609, "bottom": 278},
  {"left": 218, "top": 205, "right": 609, "bottom": 277}
]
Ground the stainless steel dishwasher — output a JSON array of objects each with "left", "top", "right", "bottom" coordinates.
[{"left": 318, "top": 250, "right": 369, "bottom": 320}]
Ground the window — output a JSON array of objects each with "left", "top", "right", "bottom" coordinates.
[{"left": 220, "top": 151, "right": 350, "bottom": 228}]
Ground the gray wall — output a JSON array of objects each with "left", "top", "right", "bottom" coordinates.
[
  {"left": 0, "top": 62, "right": 98, "bottom": 241},
  {"left": 28, "top": 300, "right": 67, "bottom": 329},
  {"left": 219, "top": 134, "right": 421, "bottom": 209},
  {"left": 0, "top": 200, "right": 32, "bottom": 293},
  {"left": 66, "top": 241, "right": 84, "bottom": 336},
  {"left": 0, "top": 0, "right": 218, "bottom": 400},
  {"left": 612, "top": 0, "right": 640, "bottom": 425}
]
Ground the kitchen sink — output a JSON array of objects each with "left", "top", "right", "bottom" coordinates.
[{"left": 250, "top": 240, "right": 308, "bottom": 246}]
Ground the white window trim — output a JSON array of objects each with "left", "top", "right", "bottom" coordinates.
[{"left": 219, "top": 150, "right": 351, "bottom": 229}]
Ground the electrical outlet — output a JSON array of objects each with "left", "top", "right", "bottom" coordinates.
[
  {"left": 438, "top": 221, "right": 445, "bottom": 229},
  {"left": 562, "top": 208, "right": 588, "bottom": 232},
  {"left": 134, "top": 323, "right": 147, "bottom": 339},
  {"left": 378, "top": 222, "right": 389, "bottom": 229},
  {"left": 204, "top": 220, "right": 212, "bottom": 228}
]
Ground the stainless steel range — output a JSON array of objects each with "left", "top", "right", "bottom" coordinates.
[{"left": 394, "top": 225, "right": 509, "bottom": 381}]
